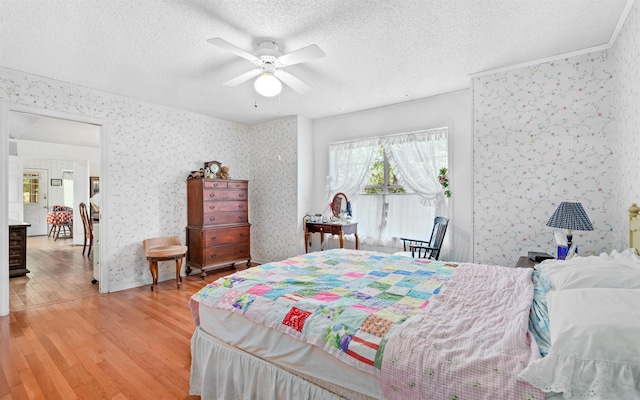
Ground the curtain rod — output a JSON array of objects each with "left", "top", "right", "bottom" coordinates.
[{"left": 330, "top": 126, "right": 448, "bottom": 146}]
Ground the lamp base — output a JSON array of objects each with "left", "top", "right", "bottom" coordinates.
[
  {"left": 557, "top": 245, "right": 569, "bottom": 260},
  {"left": 557, "top": 244, "right": 578, "bottom": 260}
]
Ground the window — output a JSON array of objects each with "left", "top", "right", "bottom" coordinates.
[
  {"left": 329, "top": 128, "right": 449, "bottom": 251},
  {"left": 62, "top": 170, "right": 74, "bottom": 208},
  {"left": 23, "top": 173, "right": 40, "bottom": 204},
  {"left": 363, "top": 146, "right": 406, "bottom": 194}
]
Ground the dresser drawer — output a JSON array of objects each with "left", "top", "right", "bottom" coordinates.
[
  {"left": 9, "top": 253, "right": 21, "bottom": 264},
  {"left": 202, "top": 200, "right": 247, "bottom": 213},
  {"left": 203, "top": 189, "right": 248, "bottom": 201},
  {"left": 204, "top": 226, "right": 250, "bottom": 247},
  {"left": 203, "top": 180, "right": 228, "bottom": 189},
  {"left": 226, "top": 181, "right": 247, "bottom": 189},
  {"left": 202, "top": 211, "right": 248, "bottom": 225},
  {"left": 203, "top": 180, "right": 248, "bottom": 190},
  {"left": 205, "top": 243, "right": 250, "bottom": 264}
]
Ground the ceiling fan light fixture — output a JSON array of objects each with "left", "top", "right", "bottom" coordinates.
[{"left": 254, "top": 73, "right": 282, "bottom": 97}]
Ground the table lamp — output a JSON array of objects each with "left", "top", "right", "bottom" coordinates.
[{"left": 546, "top": 202, "right": 593, "bottom": 257}]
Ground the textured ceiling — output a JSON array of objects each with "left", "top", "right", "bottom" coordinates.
[{"left": 0, "top": 0, "right": 631, "bottom": 127}]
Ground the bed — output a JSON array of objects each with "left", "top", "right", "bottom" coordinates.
[{"left": 188, "top": 203, "right": 640, "bottom": 400}]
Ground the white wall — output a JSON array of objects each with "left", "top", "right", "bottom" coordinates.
[
  {"left": 22, "top": 157, "right": 75, "bottom": 209},
  {"left": 311, "top": 90, "right": 473, "bottom": 262},
  {"left": 15, "top": 139, "right": 100, "bottom": 176}
]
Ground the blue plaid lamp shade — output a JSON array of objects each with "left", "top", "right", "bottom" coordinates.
[{"left": 546, "top": 202, "right": 594, "bottom": 231}]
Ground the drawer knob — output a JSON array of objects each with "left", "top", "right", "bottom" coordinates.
[
  {"left": 238, "top": 205, "right": 243, "bottom": 209},
  {"left": 210, "top": 254, "right": 217, "bottom": 259},
  {"left": 209, "top": 216, "right": 216, "bottom": 221},
  {"left": 239, "top": 233, "right": 245, "bottom": 237},
  {"left": 209, "top": 205, "right": 216, "bottom": 210},
  {"left": 209, "top": 193, "right": 215, "bottom": 198},
  {"left": 238, "top": 216, "right": 244, "bottom": 221},
  {"left": 211, "top": 236, "right": 216, "bottom": 240},
  {"left": 319, "top": 228, "right": 323, "bottom": 231},
  {"left": 238, "top": 194, "right": 244, "bottom": 198},
  {"left": 214, "top": 183, "right": 219, "bottom": 187}
]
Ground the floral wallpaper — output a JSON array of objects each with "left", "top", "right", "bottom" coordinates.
[
  {"left": 609, "top": 0, "right": 640, "bottom": 251},
  {"left": 0, "top": 68, "right": 252, "bottom": 291},
  {"left": 247, "top": 116, "right": 300, "bottom": 262},
  {"left": 473, "top": 52, "right": 614, "bottom": 266}
]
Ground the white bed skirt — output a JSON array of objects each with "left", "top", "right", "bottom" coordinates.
[{"left": 190, "top": 327, "right": 377, "bottom": 400}]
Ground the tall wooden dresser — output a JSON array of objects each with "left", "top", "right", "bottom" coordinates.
[{"left": 186, "top": 178, "right": 251, "bottom": 278}]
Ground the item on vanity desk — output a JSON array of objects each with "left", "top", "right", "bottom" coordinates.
[{"left": 528, "top": 251, "right": 554, "bottom": 262}]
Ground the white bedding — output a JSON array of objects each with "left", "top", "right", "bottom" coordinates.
[
  {"left": 198, "top": 301, "right": 384, "bottom": 399},
  {"left": 196, "top": 292, "right": 565, "bottom": 400}
]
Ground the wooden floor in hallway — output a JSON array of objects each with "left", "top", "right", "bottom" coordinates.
[{"left": 9, "top": 235, "right": 98, "bottom": 313}]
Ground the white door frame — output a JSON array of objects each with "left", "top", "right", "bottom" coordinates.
[{"left": 0, "top": 102, "right": 110, "bottom": 316}]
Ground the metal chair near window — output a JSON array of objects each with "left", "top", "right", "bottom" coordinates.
[{"left": 397, "top": 216, "right": 449, "bottom": 260}]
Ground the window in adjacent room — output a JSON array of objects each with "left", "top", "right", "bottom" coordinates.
[
  {"left": 22, "top": 173, "right": 40, "bottom": 204},
  {"left": 62, "top": 170, "right": 74, "bottom": 208}
]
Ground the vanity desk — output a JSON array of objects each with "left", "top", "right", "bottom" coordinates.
[
  {"left": 305, "top": 192, "right": 359, "bottom": 253},
  {"left": 304, "top": 222, "right": 359, "bottom": 253}
]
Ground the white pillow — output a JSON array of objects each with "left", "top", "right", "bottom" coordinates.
[
  {"left": 540, "top": 249, "right": 640, "bottom": 290},
  {"left": 519, "top": 288, "right": 640, "bottom": 399}
]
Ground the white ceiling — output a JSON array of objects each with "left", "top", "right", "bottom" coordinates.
[{"left": 0, "top": 0, "right": 631, "bottom": 128}]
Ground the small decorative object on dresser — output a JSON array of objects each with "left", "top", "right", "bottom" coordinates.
[
  {"left": 204, "top": 161, "right": 222, "bottom": 178},
  {"left": 219, "top": 166, "right": 229, "bottom": 179},
  {"left": 186, "top": 177, "right": 251, "bottom": 278}
]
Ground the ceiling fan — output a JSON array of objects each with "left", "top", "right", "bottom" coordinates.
[{"left": 207, "top": 37, "right": 325, "bottom": 97}]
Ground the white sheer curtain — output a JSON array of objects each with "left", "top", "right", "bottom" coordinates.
[
  {"left": 328, "top": 138, "right": 379, "bottom": 202},
  {"left": 326, "top": 128, "right": 449, "bottom": 257},
  {"left": 384, "top": 128, "right": 448, "bottom": 216},
  {"left": 353, "top": 194, "right": 434, "bottom": 248}
]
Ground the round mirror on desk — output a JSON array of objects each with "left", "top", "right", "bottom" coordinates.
[{"left": 331, "top": 192, "right": 348, "bottom": 219}]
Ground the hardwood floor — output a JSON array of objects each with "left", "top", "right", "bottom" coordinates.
[
  {"left": 9, "top": 235, "right": 98, "bottom": 312},
  {"left": 2, "top": 236, "right": 237, "bottom": 400}
]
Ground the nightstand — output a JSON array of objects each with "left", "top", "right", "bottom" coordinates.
[{"left": 515, "top": 256, "right": 538, "bottom": 269}]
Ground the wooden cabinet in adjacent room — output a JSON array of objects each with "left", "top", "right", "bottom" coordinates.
[
  {"left": 9, "top": 220, "right": 30, "bottom": 277},
  {"left": 186, "top": 178, "right": 251, "bottom": 278}
]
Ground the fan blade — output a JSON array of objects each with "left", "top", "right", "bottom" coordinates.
[
  {"left": 207, "top": 37, "right": 259, "bottom": 63},
  {"left": 274, "top": 70, "right": 312, "bottom": 94},
  {"left": 223, "top": 69, "right": 262, "bottom": 87},
  {"left": 277, "top": 44, "right": 325, "bottom": 67}
]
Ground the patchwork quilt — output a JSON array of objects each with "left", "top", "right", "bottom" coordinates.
[{"left": 190, "top": 248, "right": 458, "bottom": 376}]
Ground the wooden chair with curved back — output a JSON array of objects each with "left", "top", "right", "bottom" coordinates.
[
  {"left": 79, "top": 202, "right": 93, "bottom": 256},
  {"left": 398, "top": 216, "right": 449, "bottom": 260}
]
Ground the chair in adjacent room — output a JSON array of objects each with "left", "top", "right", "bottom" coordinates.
[
  {"left": 79, "top": 202, "right": 93, "bottom": 256},
  {"left": 49, "top": 205, "right": 74, "bottom": 240},
  {"left": 143, "top": 236, "right": 188, "bottom": 291},
  {"left": 396, "top": 216, "right": 449, "bottom": 260}
]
